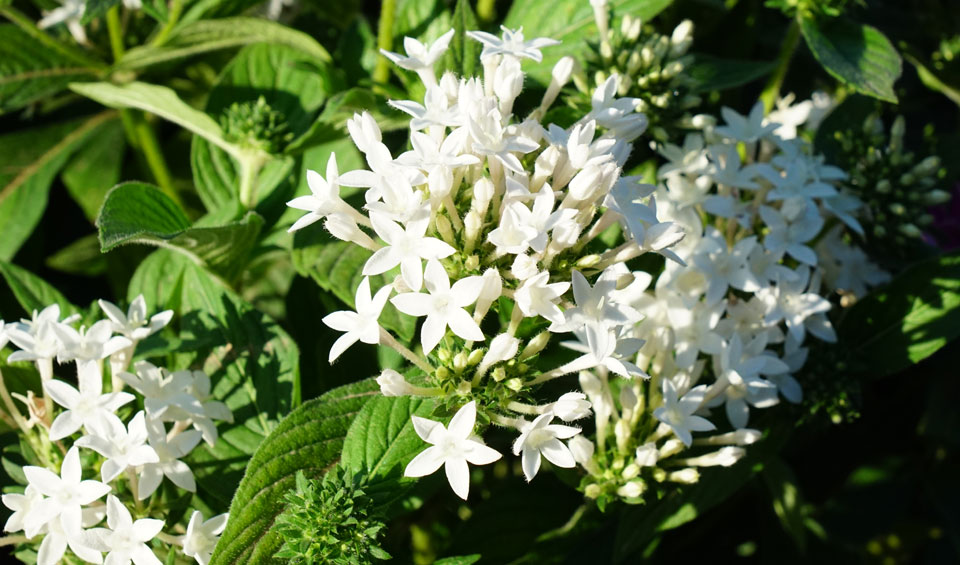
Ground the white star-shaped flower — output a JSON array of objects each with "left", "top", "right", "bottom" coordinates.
[
  {"left": 76, "top": 411, "right": 159, "bottom": 483},
  {"left": 137, "top": 417, "right": 202, "bottom": 500},
  {"left": 653, "top": 379, "right": 715, "bottom": 446},
  {"left": 287, "top": 153, "right": 351, "bottom": 233},
  {"left": 53, "top": 320, "right": 132, "bottom": 365},
  {"left": 363, "top": 208, "right": 456, "bottom": 292},
  {"left": 381, "top": 29, "right": 455, "bottom": 86},
  {"left": 98, "top": 295, "right": 173, "bottom": 342},
  {"left": 466, "top": 26, "right": 560, "bottom": 62},
  {"left": 179, "top": 510, "right": 228, "bottom": 565},
  {"left": 512, "top": 413, "right": 581, "bottom": 481},
  {"left": 323, "top": 277, "right": 393, "bottom": 362},
  {"left": 45, "top": 362, "right": 135, "bottom": 440},
  {"left": 514, "top": 271, "right": 570, "bottom": 324},
  {"left": 23, "top": 446, "right": 111, "bottom": 536},
  {"left": 117, "top": 361, "right": 200, "bottom": 422},
  {"left": 391, "top": 261, "right": 485, "bottom": 354},
  {"left": 404, "top": 401, "right": 501, "bottom": 500},
  {"left": 715, "top": 101, "right": 778, "bottom": 143},
  {"left": 86, "top": 495, "right": 164, "bottom": 565}
]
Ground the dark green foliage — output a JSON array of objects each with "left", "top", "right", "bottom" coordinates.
[{"left": 274, "top": 469, "right": 391, "bottom": 564}]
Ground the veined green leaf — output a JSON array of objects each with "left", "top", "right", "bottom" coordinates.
[
  {"left": 689, "top": 55, "right": 777, "bottom": 93},
  {"left": 69, "top": 81, "right": 243, "bottom": 158},
  {"left": 840, "top": 250, "right": 960, "bottom": 377},
  {"left": 0, "top": 112, "right": 116, "bottom": 261},
  {"left": 799, "top": 14, "right": 902, "bottom": 103},
  {"left": 502, "top": 0, "right": 674, "bottom": 84},
  {"left": 118, "top": 18, "right": 331, "bottom": 70},
  {"left": 0, "top": 261, "right": 79, "bottom": 318},
  {"left": 0, "top": 24, "right": 99, "bottom": 113},
  {"left": 209, "top": 379, "right": 379, "bottom": 565},
  {"left": 97, "top": 182, "right": 263, "bottom": 281}
]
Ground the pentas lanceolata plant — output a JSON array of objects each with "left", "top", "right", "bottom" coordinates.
[
  {"left": 0, "top": 298, "right": 231, "bottom": 564},
  {"left": 286, "top": 25, "right": 887, "bottom": 507}
]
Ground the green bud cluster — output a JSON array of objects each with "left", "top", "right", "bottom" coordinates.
[
  {"left": 274, "top": 469, "right": 391, "bottom": 564},
  {"left": 220, "top": 96, "right": 293, "bottom": 153},
  {"left": 573, "top": 14, "right": 700, "bottom": 144},
  {"left": 833, "top": 114, "right": 948, "bottom": 256}
]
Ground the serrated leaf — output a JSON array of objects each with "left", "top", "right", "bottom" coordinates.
[
  {"left": 97, "top": 182, "right": 263, "bottom": 281},
  {"left": 340, "top": 395, "right": 436, "bottom": 503},
  {"left": 291, "top": 234, "right": 417, "bottom": 341},
  {"left": 70, "top": 81, "right": 243, "bottom": 159},
  {"left": 0, "top": 261, "right": 79, "bottom": 318},
  {"left": 0, "top": 112, "right": 116, "bottom": 261},
  {"left": 688, "top": 55, "right": 777, "bottom": 93},
  {"left": 209, "top": 379, "right": 380, "bottom": 565},
  {"left": 117, "top": 18, "right": 331, "bottom": 70},
  {"left": 799, "top": 15, "right": 902, "bottom": 103},
  {"left": 0, "top": 24, "right": 99, "bottom": 113},
  {"left": 839, "top": 250, "right": 960, "bottom": 378},
  {"left": 502, "top": 0, "right": 673, "bottom": 84}
]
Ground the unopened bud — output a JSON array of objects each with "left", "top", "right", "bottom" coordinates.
[
  {"left": 376, "top": 369, "right": 413, "bottom": 396},
  {"left": 898, "top": 223, "right": 922, "bottom": 238},
  {"left": 635, "top": 442, "right": 659, "bottom": 467},
  {"left": 659, "top": 438, "right": 686, "bottom": 458},
  {"left": 584, "top": 483, "right": 602, "bottom": 498},
  {"left": 667, "top": 468, "right": 700, "bottom": 484},
  {"left": 622, "top": 463, "right": 640, "bottom": 480},
  {"left": 520, "top": 331, "right": 551, "bottom": 360},
  {"left": 683, "top": 447, "right": 746, "bottom": 468},
  {"left": 464, "top": 254, "right": 480, "bottom": 271},
  {"left": 505, "top": 377, "right": 523, "bottom": 392},
  {"left": 576, "top": 254, "right": 601, "bottom": 268},
  {"left": 453, "top": 351, "right": 469, "bottom": 372},
  {"left": 616, "top": 480, "right": 645, "bottom": 498},
  {"left": 924, "top": 189, "right": 951, "bottom": 205},
  {"left": 436, "top": 214, "right": 455, "bottom": 244},
  {"left": 467, "top": 348, "right": 484, "bottom": 366}
]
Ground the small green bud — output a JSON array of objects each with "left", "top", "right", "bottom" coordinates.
[
  {"left": 464, "top": 254, "right": 480, "bottom": 271},
  {"left": 622, "top": 463, "right": 640, "bottom": 480},
  {"left": 888, "top": 203, "right": 906, "bottom": 216},
  {"left": 584, "top": 484, "right": 602, "bottom": 499},
  {"left": 467, "top": 348, "right": 484, "bottom": 366},
  {"left": 453, "top": 352, "right": 469, "bottom": 372},
  {"left": 576, "top": 254, "right": 601, "bottom": 268},
  {"left": 435, "top": 366, "right": 451, "bottom": 380},
  {"left": 505, "top": 378, "right": 523, "bottom": 392},
  {"left": 492, "top": 367, "right": 507, "bottom": 382},
  {"left": 876, "top": 179, "right": 892, "bottom": 193},
  {"left": 924, "top": 189, "right": 951, "bottom": 205},
  {"left": 898, "top": 224, "right": 922, "bottom": 238},
  {"left": 520, "top": 331, "right": 551, "bottom": 360}
]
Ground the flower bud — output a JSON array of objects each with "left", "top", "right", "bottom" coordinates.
[
  {"left": 472, "top": 177, "right": 495, "bottom": 216},
  {"left": 453, "top": 351, "right": 469, "bottom": 372},
  {"left": 464, "top": 254, "right": 480, "bottom": 271},
  {"left": 511, "top": 254, "right": 539, "bottom": 281},
  {"left": 479, "top": 333, "right": 520, "bottom": 373},
  {"left": 520, "top": 331, "right": 551, "bottom": 360},
  {"left": 923, "top": 189, "right": 951, "bottom": 205},
  {"left": 467, "top": 348, "right": 485, "bottom": 366},
  {"left": 683, "top": 446, "right": 745, "bottom": 468},
  {"left": 616, "top": 480, "right": 645, "bottom": 498},
  {"left": 568, "top": 434, "right": 596, "bottom": 465},
  {"left": 377, "top": 369, "right": 413, "bottom": 397},
  {"left": 635, "top": 442, "right": 659, "bottom": 467},
  {"left": 474, "top": 268, "right": 502, "bottom": 318},
  {"left": 667, "top": 468, "right": 700, "bottom": 484},
  {"left": 551, "top": 392, "right": 592, "bottom": 421},
  {"left": 436, "top": 214, "right": 456, "bottom": 245},
  {"left": 622, "top": 463, "right": 640, "bottom": 480},
  {"left": 658, "top": 438, "right": 685, "bottom": 458},
  {"left": 694, "top": 429, "right": 762, "bottom": 446},
  {"left": 584, "top": 484, "right": 602, "bottom": 499}
]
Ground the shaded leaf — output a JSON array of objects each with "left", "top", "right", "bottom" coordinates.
[
  {"left": 0, "top": 261, "right": 79, "bottom": 318},
  {"left": 62, "top": 119, "right": 126, "bottom": 223},
  {"left": 689, "top": 55, "right": 777, "bottom": 93}
]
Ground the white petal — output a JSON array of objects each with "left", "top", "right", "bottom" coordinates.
[
  {"left": 446, "top": 402, "right": 476, "bottom": 439},
  {"left": 404, "top": 446, "right": 445, "bottom": 477},
  {"left": 444, "top": 457, "right": 470, "bottom": 500},
  {"left": 539, "top": 438, "right": 576, "bottom": 468}
]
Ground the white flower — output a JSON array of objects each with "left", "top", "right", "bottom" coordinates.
[
  {"left": 404, "top": 401, "right": 502, "bottom": 499},
  {"left": 86, "top": 495, "right": 163, "bottom": 565},
  {"left": 117, "top": 361, "right": 199, "bottom": 422},
  {"left": 2, "top": 485, "right": 44, "bottom": 535},
  {"left": 45, "top": 362, "right": 135, "bottom": 440},
  {"left": 98, "top": 295, "right": 173, "bottom": 342},
  {"left": 322, "top": 277, "right": 393, "bottom": 362},
  {"left": 23, "top": 446, "right": 111, "bottom": 535},
  {"left": 550, "top": 269, "right": 640, "bottom": 335},
  {"left": 709, "top": 335, "right": 784, "bottom": 428},
  {"left": 759, "top": 204, "right": 823, "bottom": 266},
  {"left": 715, "top": 101, "right": 778, "bottom": 143},
  {"left": 76, "top": 412, "right": 159, "bottom": 483},
  {"left": 391, "top": 261, "right": 485, "bottom": 354},
  {"left": 635, "top": 442, "right": 659, "bottom": 467},
  {"left": 653, "top": 379, "right": 715, "bottom": 446},
  {"left": 390, "top": 88, "right": 463, "bottom": 132},
  {"left": 376, "top": 369, "right": 415, "bottom": 397},
  {"left": 690, "top": 233, "right": 761, "bottom": 304},
  {"left": 363, "top": 209, "right": 455, "bottom": 292},
  {"left": 185, "top": 370, "right": 234, "bottom": 446},
  {"left": 478, "top": 333, "right": 520, "bottom": 374},
  {"left": 757, "top": 266, "right": 832, "bottom": 343},
  {"left": 36, "top": 508, "right": 105, "bottom": 565},
  {"left": 514, "top": 271, "right": 570, "bottom": 324},
  {"left": 179, "top": 511, "right": 227, "bottom": 565},
  {"left": 287, "top": 153, "right": 352, "bottom": 232},
  {"left": 512, "top": 413, "right": 581, "bottom": 481},
  {"left": 549, "top": 392, "right": 592, "bottom": 421},
  {"left": 381, "top": 29, "right": 455, "bottom": 86},
  {"left": 38, "top": 0, "right": 87, "bottom": 44},
  {"left": 53, "top": 320, "right": 132, "bottom": 365},
  {"left": 466, "top": 26, "right": 560, "bottom": 62},
  {"left": 138, "top": 418, "right": 202, "bottom": 500}
]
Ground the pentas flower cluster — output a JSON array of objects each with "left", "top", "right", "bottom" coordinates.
[
  {"left": 287, "top": 27, "right": 882, "bottom": 505},
  {"left": 0, "top": 298, "right": 230, "bottom": 565}
]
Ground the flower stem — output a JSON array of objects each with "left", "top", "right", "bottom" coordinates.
[
  {"left": 759, "top": 18, "right": 801, "bottom": 113},
  {"left": 373, "top": 0, "right": 398, "bottom": 85},
  {"left": 151, "top": 0, "right": 185, "bottom": 46},
  {"left": 477, "top": 0, "right": 496, "bottom": 22},
  {"left": 0, "top": 535, "right": 27, "bottom": 547},
  {"left": 238, "top": 153, "right": 267, "bottom": 209},
  {"left": 0, "top": 368, "right": 30, "bottom": 435},
  {"left": 105, "top": 6, "right": 125, "bottom": 61},
  {"left": 380, "top": 329, "right": 434, "bottom": 374},
  {"left": 133, "top": 115, "right": 181, "bottom": 207}
]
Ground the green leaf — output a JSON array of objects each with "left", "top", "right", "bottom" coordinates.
[
  {"left": 340, "top": 395, "right": 436, "bottom": 502},
  {"left": 840, "top": 250, "right": 960, "bottom": 378},
  {"left": 0, "top": 112, "right": 116, "bottom": 261},
  {"left": 127, "top": 249, "right": 188, "bottom": 313},
  {"left": 171, "top": 260, "right": 300, "bottom": 509},
  {"left": 798, "top": 14, "right": 902, "bottom": 103},
  {"left": 46, "top": 234, "right": 108, "bottom": 277},
  {"left": 69, "top": 81, "right": 243, "bottom": 159},
  {"left": 688, "top": 55, "right": 777, "bottom": 93},
  {"left": 811, "top": 94, "right": 876, "bottom": 164},
  {"left": 97, "top": 182, "right": 264, "bottom": 281},
  {"left": 62, "top": 119, "right": 126, "bottom": 224},
  {"left": 291, "top": 235, "right": 417, "bottom": 341},
  {"left": 286, "top": 88, "right": 407, "bottom": 154},
  {"left": 118, "top": 18, "right": 331, "bottom": 70},
  {"left": 502, "top": 0, "right": 674, "bottom": 84},
  {"left": 0, "top": 24, "right": 98, "bottom": 113},
  {"left": 762, "top": 458, "right": 807, "bottom": 550},
  {"left": 442, "top": 0, "right": 479, "bottom": 77},
  {"left": 208, "top": 379, "right": 379, "bottom": 565},
  {"left": 435, "top": 556, "right": 482, "bottom": 565},
  {"left": 0, "top": 261, "right": 79, "bottom": 318}
]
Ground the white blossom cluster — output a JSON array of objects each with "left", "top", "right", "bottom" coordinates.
[
  {"left": 286, "top": 25, "right": 885, "bottom": 504},
  {"left": 0, "top": 298, "right": 230, "bottom": 565}
]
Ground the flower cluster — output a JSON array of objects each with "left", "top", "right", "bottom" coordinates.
[
  {"left": 0, "top": 298, "right": 231, "bottom": 565},
  {"left": 572, "top": 0, "right": 700, "bottom": 144},
  {"left": 287, "top": 26, "right": 885, "bottom": 506}
]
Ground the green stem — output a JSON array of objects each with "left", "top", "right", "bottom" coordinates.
[
  {"left": 105, "top": 6, "right": 125, "bottom": 61},
  {"left": 477, "top": 0, "right": 496, "bottom": 23},
  {"left": 134, "top": 116, "right": 180, "bottom": 206},
  {"left": 0, "top": 6, "right": 106, "bottom": 69},
  {"left": 151, "top": 0, "right": 185, "bottom": 46},
  {"left": 238, "top": 153, "right": 267, "bottom": 209},
  {"left": 759, "top": 18, "right": 801, "bottom": 112},
  {"left": 373, "top": 0, "right": 398, "bottom": 84}
]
